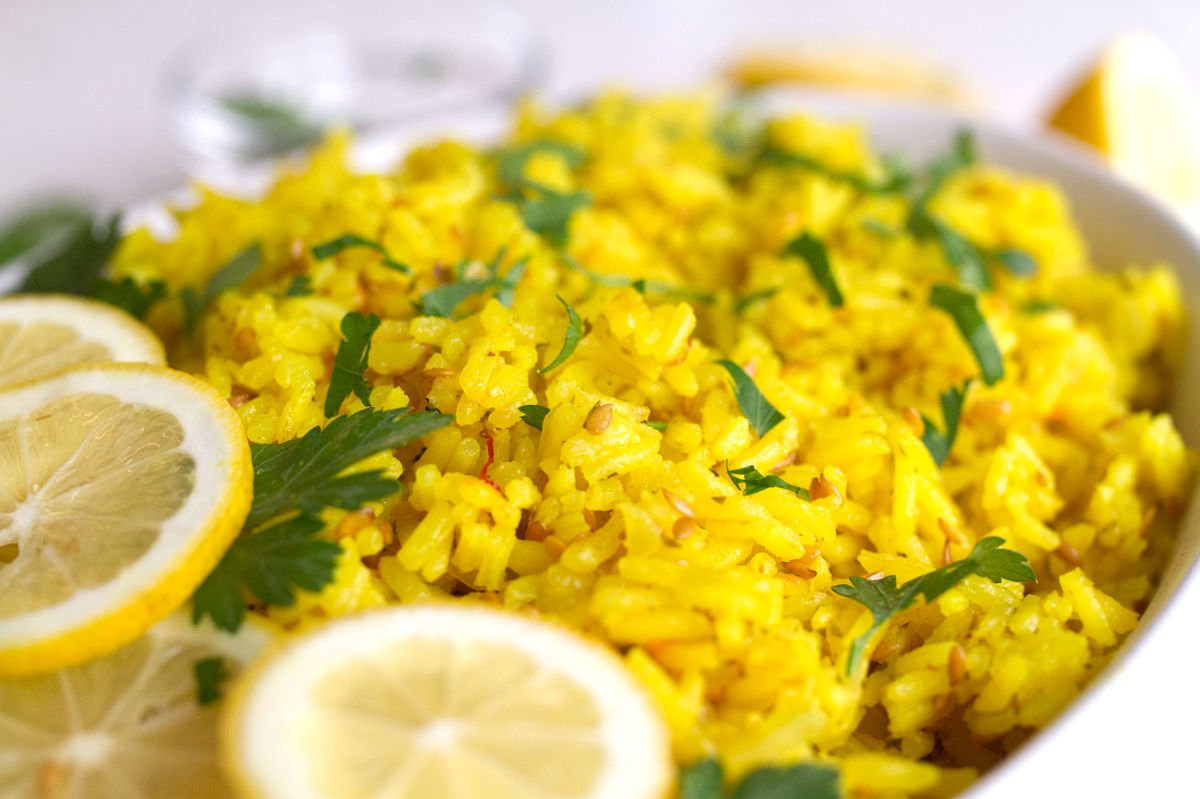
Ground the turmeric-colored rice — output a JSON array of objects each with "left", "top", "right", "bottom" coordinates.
[{"left": 114, "top": 92, "right": 1194, "bottom": 797}]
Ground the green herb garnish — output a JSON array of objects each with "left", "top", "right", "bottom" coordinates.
[
  {"left": 860, "top": 217, "right": 900, "bottom": 238},
  {"left": 561, "top": 254, "right": 715, "bottom": 304},
  {"left": 716, "top": 359, "right": 784, "bottom": 437},
  {"left": 908, "top": 212, "right": 992, "bottom": 291},
  {"left": 193, "top": 657, "right": 229, "bottom": 706},
  {"left": 18, "top": 213, "right": 122, "bottom": 296},
  {"left": 421, "top": 254, "right": 528, "bottom": 318},
  {"left": 496, "top": 140, "right": 585, "bottom": 186},
  {"left": 284, "top": 275, "right": 314, "bottom": 297},
  {"left": 217, "top": 93, "right": 324, "bottom": 156},
  {"left": 644, "top": 420, "right": 668, "bottom": 431},
  {"left": 912, "top": 128, "right": 977, "bottom": 207},
  {"left": 833, "top": 536, "right": 1035, "bottom": 674},
  {"left": 539, "top": 296, "right": 583, "bottom": 375},
  {"left": 324, "top": 312, "right": 381, "bottom": 417},
  {"left": 929, "top": 283, "right": 1005, "bottom": 386},
  {"left": 679, "top": 758, "right": 841, "bottom": 799},
  {"left": 511, "top": 182, "right": 592, "bottom": 247},
  {"left": 920, "top": 380, "right": 972, "bottom": 467},
  {"left": 519, "top": 404, "right": 550, "bottom": 430},
  {"left": 192, "top": 513, "right": 339, "bottom": 633},
  {"left": 728, "top": 463, "right": 810, "bottom": 499},
  {"left": 1021, "top": 299, "right": 1061, "bottom": 314},
  {"left": 181, "top": 243, "right": 261, "bottom": 334},
  {"left": 312, "top": 234, "right": 410, "bottom": 273},
  {"left": 732, "top": 287, "right": 779, "bottom": 314},
  {"left": 0, "top": 202, "right": 91, "bottom": 268},
  {"left": 760, "top": 146, "right": 911, "bottom": 194},
  {"left": 992, "top": 248, "right": 1038, "bottom": 277},
  {"left": 782, "top": 232, "right": 844, "bottom": 307},
  {"left": 92, "top": 277, "right": 167, "bottom": 320}
]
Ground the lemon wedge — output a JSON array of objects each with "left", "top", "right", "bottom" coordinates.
[
  {"left": 222, "top": 605, "right": 673, "bottom": 799},
  {"left": 0, "top": 363, "right": 252, "bottom": 677},
  {"left": 1047, "top": 32, "right": 1200, "bottom": 222},
  {"left": 0, "top": 295, "right": 165, "bottom": 389},
  {"left": 0, "top": 612, "right": 270, "bottom": 798}
]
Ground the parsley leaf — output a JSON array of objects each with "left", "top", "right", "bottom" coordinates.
[
  {"left": 192, "top": 514, "right": 339, "bottom": 631},
  {"left": 519, "top": 404, "right": 550, "bottom": 430},
  {"left": 908, "top": 211, "right": 992, "bottom": 292},
  {"left": 246, "top": 408, "right": 451, "bottom": 530},
  {"left": 539, "top": 297, "right": 583, "bottom": 375},
  {"left": 512, "top": 182, "right": 592, "bottom": 247},
  {"left": 782, "top": 232, "right": 844, "bottom": 307},
  {"left": 991, "top": 248, "right": 1038, "bottom": 277},
  {"left": 421, "top": 254, "right": 528, "bottom": 318},
  {"left": 912, "top": 128, "right": 977, "bottom": 207},
  {"left": 760, "top": 146, "right": 910, "bottom": 194},
  {"left": 728, "top": 463, "right": 810, "bottom": 499},
  {"left": 181, "top": 243, "right": 261, "bottom": 334},
  {"left": 679, "top": 758, "right": 841, "bottom": 799},
  {"left": 18, "top": 213, "right": 122, "bottom": 296},
  {"left": 717, "top": 360, "right": 784, "bottom": 437},
  {"left": 645, "top": 420, "right": 668, "bottom": 431},
  {"left": 733, "top": 287, "right": 779, "bottom": 314},
  {"left": 496, "top": 140, "right": 585, "bottom": 186},
  {"left": 860, "top": 217, "right": 900, "bottom": 238},
  {"left": 679, "top": 759, "right": 725, "bottom": 799},
  {"left": 929, "top": 283, "right": 1005, "bottom": 386},
  {"left": 92, "top": 277, "right": 167, "bottom": 320},
  {"left": 833, "top": 536, "right": 1035, "bottom": 673},
  {"left": 312, "top": 234, "right": 410, "bottom": 273},
  {"left": 193, "top": 657, "right": 229, "bottom": 706},
  {"left": 920, "top": 380, "right": 972, "bottom": 467},
  {"left": 324, "top": 312, "right": 381, "bottom": 417},
  {"left": 284, "top": 275, "right": 314, "bottom": 297},
  {"left": 0, "top": 202, "right": 91, "bottom": 267}
]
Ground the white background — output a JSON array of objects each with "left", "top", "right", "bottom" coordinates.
[{"left": 3, "top": 1, "right": 1198, "bottom": 796}]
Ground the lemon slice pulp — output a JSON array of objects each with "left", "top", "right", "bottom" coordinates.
[
  {"left": 0, "top": 364, "right": 252, "bottom": 676},
  {"left": 222, "top": 606, "right": 672, "bottom": 799},
  {"left": 0, "top": 613, "right": 270, "bottom": 799},
  {"left": 1048, "top": 32, "right": 1200, "bottom": 222},
  {"left": 0, "top": 295, "right": 165, "bottom": 389}
]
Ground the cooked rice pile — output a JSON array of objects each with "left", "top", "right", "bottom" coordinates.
[{"left": 114, "top": 93, "right": 1193, "bottom": 797}]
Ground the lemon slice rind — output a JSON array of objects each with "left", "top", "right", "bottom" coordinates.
[{"left": 0, "top": 363, "right": 252, "bottom": 677}]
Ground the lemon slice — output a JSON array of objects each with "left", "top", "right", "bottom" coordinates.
[
  {"left": 222, "top": 605, "right": 672, "bottom": 799},
  {"left": 0, "top": 612, "right": 271, "bottom": 798},
  {"left": 0, "top": 363, "right": 252, "bottom": 677},
  {"left": 0, "top": 295, "right": 166, "bottom": 389},
  {"left": 1047, "top": 32, "right": 1200, "bottom": 221}
]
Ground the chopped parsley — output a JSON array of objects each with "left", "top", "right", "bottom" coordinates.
[
  {"left": 732, "top": 287, "right": 779, "bottom": 314},
  {"left": 496, "top": 140, "right": 585, "bottom": 186},
  {"left": 716, "top": 359, "right": 784, "bottom": 437},
  {"left": 759, "top": 146, "right": 911, "bottom": 195},
  {"left": 992, "top": 248, "right": 1038, "bottom": 277},
  {"left": 193, "top": 657, "right": 229, "bottom": 706},
  {"left": 929, "top": 283, "right": 1005, "bottom": 386},
  {"left": 421, "top": 253, "right": 528, "bottom": 318},
  {"left": 908, "top": 212, "right": 992, "bottom": 291},
  {"left": 18, "top": 213, "right": 122, "bottom": 296},
  {"left": 311, "top": 234, "right": 409, "bottom": 273},
  {"left": 0, "top": 202, "right": 91, "bottom": 268},
  {"left": 181, "top": 243, "right": 261, "bottom": 334},
  {"left": 539, "top": 297, "right": 583, "bottom": 375},
  {"left": 284, "top": 275, "right": 314, "bottom": 297},
  {"left": 728, "top": 463, "right": 810, "bottom": 499},
  {"left": 920, "top": 380, "right": 972, "bottom": 467},
  {"left": 324, "top": 312, "right": 381, "bottom": 417},
  {"left": 833, "top": 536, "right": 1035, "bottom": 674},
  {"left": 679, "top": 758, "right": 841, "bottom": 799},
  {"left": 92, "top": 277, "right": 167, "bottom": 320},
  {"left": 192, "top": 408, "right": 450, "bottom": 631},
  {"left": 510, "top": 182, "right": 592, "bottom": 247},
  {"left": 781, "top": 232, "right": 844, "bottom": 307},
  {"left": 519, "top": 404, "right": 550, "bottom": 430},
  {"left": 644, "top": 420, "right": 668, "bottom": 431}
]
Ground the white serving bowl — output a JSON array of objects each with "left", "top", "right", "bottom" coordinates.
[{"left": 122, "top": 91, "right": 1200, "bottom": 795}]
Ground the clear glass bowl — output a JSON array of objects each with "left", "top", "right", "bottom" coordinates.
[{"left": 163, "top": 0, "right": 549, "bottom": 166}]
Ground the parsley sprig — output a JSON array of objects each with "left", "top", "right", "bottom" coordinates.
[
  {"left": 181, "top": 243, "right": 261, "bottom": 333},
  {"left": 539, "top": 297, "right": 583, "bottom": 375},
  {"left": 781, "top": 232, "right": 843, "bottom": 307},
  {"left": 728, "top": 463, "right": 810, "bottom": 499},
  {"left": 920, "top": 379, "right": 972, "bottom": 467},
  {"left": 760, "top": 146, "right": 911, "bottom": 195},
  {"left": 496, "top": 140, "right": 585, "bottom": 186},
  {"left": 717, "top": 360, "right": 784, "bottom": 437},
  {"left": 193, "top": 657, "right": 229, "bottom": 706},
  {"left": 312, "top": 234, "right": 410, "bottom": 273},
  {"left": 192, "top": 409, "right": 451, "bottom": 631},
  {"left": 929, "top": 283, "right": 1005, "bottom": 385},
  {"left": 832, "top": 537, "right": 1035, "bottom": 674},
  {"left": 679, "top": 758, "right": 841, "bottom": 799},
  {"left": 421, "top": 252, "right": 528, "bottom": 318},
  {"left": 18, "top": 213, "right": 123, "bottom": 296},
  {"left": 519, "top": 404, "right": 550, "bottom": 430},
  {"left": 92, "top": 277, "right": 167, "bottom": 320},
  {"left": 324, "top": 312, "right": 381, "bottom": 417}
]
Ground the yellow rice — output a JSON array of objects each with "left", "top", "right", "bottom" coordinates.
[{"left": 114, "top": 92, "right": 1194, "bottom": 797}]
